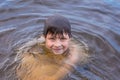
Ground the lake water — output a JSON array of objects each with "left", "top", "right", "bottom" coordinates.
[{"left": 0, "top": 0, "right": 120, "bottom": 80}]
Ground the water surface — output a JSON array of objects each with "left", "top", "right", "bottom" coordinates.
[{"left": 0, "top": 0, "right": 120, "bottom": 80}]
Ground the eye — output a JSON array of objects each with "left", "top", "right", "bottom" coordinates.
[
  {"left": 49, "top": 37, "right": 55, "bottom": 40},
  {"left": 60, "top": 37, "right": 67, "bottom": 40}
]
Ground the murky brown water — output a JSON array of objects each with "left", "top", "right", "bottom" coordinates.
[{"left": 0, "top": 0, "right": 120, "bottom": 80}]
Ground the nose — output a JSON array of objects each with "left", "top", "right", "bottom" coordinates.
[{"left": 54, "top": 40, "right": 62, "bottom": 47}]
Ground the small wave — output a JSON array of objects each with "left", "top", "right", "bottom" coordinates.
[{"left": 0, "top": 27, "right": 16, "bottom": 36}]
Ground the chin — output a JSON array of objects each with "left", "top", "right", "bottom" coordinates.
[
  {"left": 52, "top": 50, "right": 64, "bottom": 55},
  {"left": 53, "top": 53, "right": 63, "bottom": 55}
]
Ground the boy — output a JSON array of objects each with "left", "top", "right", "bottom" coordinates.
[{"left": 16, "top": 14, "right": 88, "bottom": 80}]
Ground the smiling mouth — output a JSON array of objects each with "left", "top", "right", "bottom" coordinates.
[
  {"left": 52, "top": 48, "right": 63, "bottom": 52},
  {"left": 53, "top": 49, "right": 61, "bottom": 50},
  {"left": 53, "top": 48, "right": 63, "bottom": 50},
  {"left": 53, "top": 49, "right": 61, "bottom": 51}
]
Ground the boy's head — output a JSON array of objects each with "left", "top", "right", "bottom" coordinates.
[
  {"left": 43, "top": 14, "right": 71, "bottom": 38},
  {"left": 43, "top": 14, "right": 72, "bottom": 55}
]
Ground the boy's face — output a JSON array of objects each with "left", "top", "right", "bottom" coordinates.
[{"left": 45, "top": 33, "right": 70, "bottom": 55}]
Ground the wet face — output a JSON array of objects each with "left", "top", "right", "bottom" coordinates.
[{"left": 45, "top": 33, "right": 70, "bottom": 55}]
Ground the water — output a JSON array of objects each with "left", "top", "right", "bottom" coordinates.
[{"left": 0, "top": 0, "right": 120, "bottom": 80}]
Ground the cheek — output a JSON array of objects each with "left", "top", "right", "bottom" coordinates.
[
  {"left": 62, "top": 41, "right": 70, "bottom": 49},
  {"left": 45, "top": 40, "right": 53, "bottom": 48}
]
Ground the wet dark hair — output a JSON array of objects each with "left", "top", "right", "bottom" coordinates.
[{"left": 43, "top": 14, "right": 72, "bottom": 38}]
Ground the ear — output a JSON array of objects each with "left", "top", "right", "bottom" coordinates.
[{"left": 69, "top": 38, "right": 72, "bottom": 41}]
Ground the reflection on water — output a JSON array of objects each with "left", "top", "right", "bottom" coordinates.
[{"left": 0, "top": 0, "right": 120, "bottom": 80}]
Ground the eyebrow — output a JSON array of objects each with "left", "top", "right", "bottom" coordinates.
[{"left": 49, "top": 34, "right": 67, "bottom": 38}]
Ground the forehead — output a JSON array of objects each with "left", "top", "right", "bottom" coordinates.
[{"left": 46, "top": 33, "right": 69, "bottom": 38}]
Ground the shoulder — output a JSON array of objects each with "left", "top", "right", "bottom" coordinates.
[
  {"left": 69, "top": 38, "right": 88, "bottom": 54},
  {"left": 68, "top": 38, "right": 89, "bottom": 64}
]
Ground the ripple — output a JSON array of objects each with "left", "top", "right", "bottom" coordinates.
[{"left": 0, "top": 0, "right": 120, "bottom": 80}]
